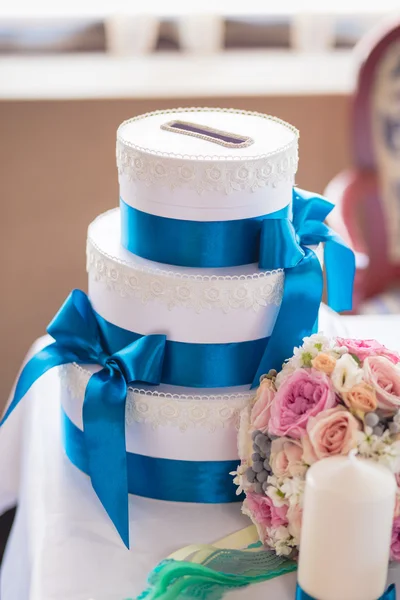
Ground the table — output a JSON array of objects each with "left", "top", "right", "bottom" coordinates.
[{"left": 1, "top": 308, "right": 400, "bottom": 600}]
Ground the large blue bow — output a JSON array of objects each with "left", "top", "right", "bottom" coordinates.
[
  {"left": 1, "top": 289, "right": 166, "bottom": 547},
  {"left": 251, "top": 187, "right": 355, "bottom": 387}
]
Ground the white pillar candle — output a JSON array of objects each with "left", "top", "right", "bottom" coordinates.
[{"left": 298, "top": 453, "right": 396, "bottom": 600}]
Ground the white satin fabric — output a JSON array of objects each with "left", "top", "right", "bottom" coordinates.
[
  {"left": 2, "top": 309, "right": 400, "bottom": 600},
  {"left": 120, "top": 177, "right": 293, "bottom": 221}
]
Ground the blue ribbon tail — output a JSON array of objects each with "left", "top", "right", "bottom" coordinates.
[
  {"left": 324, "top": 235, "right": 355, "bottom": 312},
  {"left": 1, "top": 343, "right": 82, "bottom": 426},
  {"left": 296, "top": 584, "right": 396, "bottom": 600},
  {"left": 82, "top": 335, "right": 166, "bottom": 548},
  {"left": 385, "top": 585, "right": 397, "bottom": 600},
  {"left": 83, "top": 368, "right": 130, "bottom": 548},
  {"left": 251, "top": 248, "right": 323, "bottom": 388},
  {"left": 299, "top": 219, "right": 355, "bottom": 314}
]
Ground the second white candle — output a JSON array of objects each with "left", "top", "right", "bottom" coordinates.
[{"left": 298, "top": 454, "right": 396, "bottom": 600}]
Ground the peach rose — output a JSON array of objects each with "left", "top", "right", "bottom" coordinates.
[
  {"left": 251, "top": 378, "right": 276, "bottom": 433},
  {"left": 343, "top": 382, "right": 377, "bottom": 416},
  {"left": 364, "top": 356, "right": 400, "bottom": 413},
  {"left": 311, "top": 353, "right": 336, "bottom": 375},
  {"left": 270, "top": 438, "right": 306, "bottom": 478},
  {"left": 307, "top": 406, "right": 361, "bottom": 459},
  {"left": 301, "top": 434, "right": 318, "bottom": 466},
  {"left": 287, "top": 504, "right": 303, "bottom": 543}
]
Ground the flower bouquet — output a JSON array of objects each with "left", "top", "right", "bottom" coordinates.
[{"left": 233, "top": 335, "right": 400, "bottom": 559}]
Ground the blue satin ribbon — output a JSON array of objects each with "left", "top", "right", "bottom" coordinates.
[
  {"left": 63, "top": 410, "right": 242, "bottom": 504},
  {"left": 121, "top": 189, "right": 355, "bottom": 387},
  {"left": 1, "top": 290, "right": 166, "bottom": 548},
  {"left": 120, "top": 198, "right": 291, "bottom": 268},
  {"left": 95, "top": 313, "right": 268, "bottom": 388},
  {"left": 296, "top": 583, "right": 396, "bottom": 600},
  {"left": 251, "top": 188, "right": 355, "bottom": 387}
]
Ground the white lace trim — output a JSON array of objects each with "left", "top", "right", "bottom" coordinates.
[
  {"left": 116, "top": 108, "right": 298, "bottom": 195},
  {"left": 86, "top": 236, "right": 284, "bottom": 314},
  {"left": 60, "top": 363, "right": 255, "bottom": 432}
]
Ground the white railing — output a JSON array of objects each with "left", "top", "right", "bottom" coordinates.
[
  {"left": 0, "top": 50, "right": 355, "bottom": 100},
  {"left": 0, "top": 0, "right": 398, "bottom": 17}
]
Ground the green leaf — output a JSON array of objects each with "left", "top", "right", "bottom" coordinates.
[{"left": 350, "top": 353, "right": 362, "bottom": 366}]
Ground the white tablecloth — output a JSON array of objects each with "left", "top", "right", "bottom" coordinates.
[{"left": 1, "top": 309, "right": 400, "bottom": 600}]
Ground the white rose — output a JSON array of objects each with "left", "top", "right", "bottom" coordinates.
[
  {"left": 331, "top": 353, "right": 363, "bottom": 393},
  {"left": 266, "top": 485, "right": 287, "bottom": 508},
  {"left": 267, "top": 525, "right": 293, "bottom": 556},
  {"left": 281, "top": 476, "right": 306, "bottom": 507},
  {"left": 276, "top": 334, "right": 333, "bottom": 387},
  {"left": 301, "top": 333, "right": 331, "bottom": 355},
  {"left": 273, "top": 525, "right": 291, "bottom": 543}
]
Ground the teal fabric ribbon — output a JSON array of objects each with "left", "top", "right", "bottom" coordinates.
[
  {"left": 95, "top": 313, "right": 269, "bottom": 388},
  {"left": 251, "top": 187, "right": 355, "bottom": 387},
  {"left": 1, "top": 289, "right": 166, "bottom": 548},
  {"left": 296, "top": 583, "right": 396, "bottom": 600},
  {"left": 63, "top": 410, "right": 243, "bottom": 504},
  {"left": 136, "top": 553, "right": 395, "bottom": 600},
  {"left": 120, "top": 199, "right": 291, "bottom": 268}
]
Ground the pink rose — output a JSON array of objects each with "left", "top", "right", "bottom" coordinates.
[
  {"left": 270, "top": 438, "right": 306, "bottom": 478},
  {"left": 269, "top": 369, "right": 337, "bottom": 439},
  {"left": 287, "top": 504, "right": 303, "bottom": 543},
  {"left": 337, "top": 338, "right": 400, "bottom": 364},
  {"left": 251, "top": 379, "right": 276, "bottom": 433},
  {"left": 244, "top": 491, "right": 288, "bottom": 529},
  {"left": 306, "top": 407, "right": 360, "bottom": 459},
  {"left": 391, "top": 516, "right": 400, "bottom": 561},
  {"left": 364, "top": 356, "right": 400, "bottom": 413}
]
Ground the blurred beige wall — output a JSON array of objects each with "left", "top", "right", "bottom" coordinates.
[{"left": 0, "top": 95, "right": 351, "bottom": 408}]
